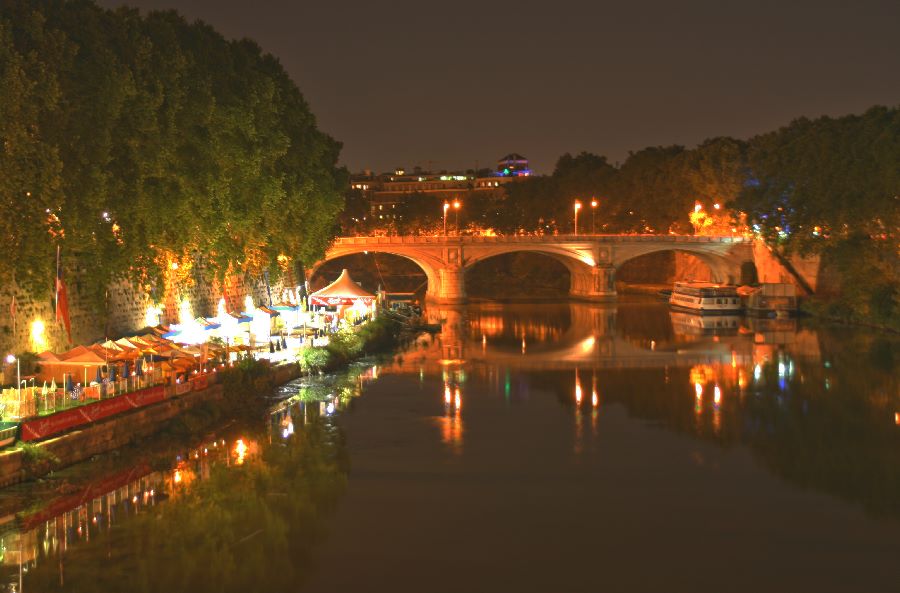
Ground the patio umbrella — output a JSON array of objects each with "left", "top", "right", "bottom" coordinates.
[
  {"left": 65, "top": 375, "right": 73, "bottom": 393},
  {"left": 123, "top": 360, "right": 131, "bottom": 378},
  {"left": 109, "top": 364, "right": 117, "bottom": 381},
  {"left": 135, "top": 358, "right": 144, "bottom": 377},
  {"left": 281, "top": 336, "right": 287, "bottom": 349},
  {"left": 94, "top": 366, "right": 103, "bottom": 384},
  {"left": 269, "top": 341, "right": 275, "bottom": 354}
]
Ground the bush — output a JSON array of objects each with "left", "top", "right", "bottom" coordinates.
[
  {"left": 298, "top": 347, "right": 331, "bottom": 374},
  {"left": 326, "top": 328, "right": 363, "bottom": 363}
]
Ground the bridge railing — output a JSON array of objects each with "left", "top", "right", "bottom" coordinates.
[{"left": 333, "top": 234, "right": 749, "bottom": 245}]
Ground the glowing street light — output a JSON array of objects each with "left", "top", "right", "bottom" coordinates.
[
  {"left": 573, "top": 200, "right": 582, "bottom": 236},
  {"left": 590, "top": 198, "right": 598, "bottom": 234},
  {"left": 442, "top": 202, "right": 450, "bottom": 236},
  {"left": 453, "top": 200, "right": 461, "bottom": 235}
]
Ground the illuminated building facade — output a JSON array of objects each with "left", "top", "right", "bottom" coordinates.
[{"left": 350, "top": 154, "right": 532, "bottom": 219}]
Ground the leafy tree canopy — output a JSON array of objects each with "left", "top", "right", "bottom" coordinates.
[{"left": 0, "top": 0, "right": 346, "bottom": 300}]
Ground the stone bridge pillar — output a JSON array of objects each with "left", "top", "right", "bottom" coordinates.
[
  {"left": 426, "top": 246, "right": 467, "bottom": 305},
  {"left": 569, "top": 265, "right": 616, "bottom": 302},
  {"left": 427, "top": 266, "right": 466, "bottom": 304}
]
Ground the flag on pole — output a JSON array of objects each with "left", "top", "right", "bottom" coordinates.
[{"left": 55, "top": 245, "right": 72, "bottom": 343}]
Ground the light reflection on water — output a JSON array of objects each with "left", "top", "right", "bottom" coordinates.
[{"left": 0, "top": 299, "right": 897, "bottom": 592}]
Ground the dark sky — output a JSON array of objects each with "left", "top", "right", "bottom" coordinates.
[{"left": 97, "top": 0, "right": 900, "bottom": 175}]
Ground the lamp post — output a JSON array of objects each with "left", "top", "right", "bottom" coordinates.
[
  {"left": 5, "top": 354, "right": 20, "bottom": 419},
  {"left": 453, "top": 200, "right": 461, "bottom": 235},
  {"left": 590, "top": 198, "right": 598, "bottom": 234},
  {"left": 573, "top": 200, "right": 582, "bottom": 236},
  {"left": 442, "top": 202, "right": 449, "bottom": 236}
]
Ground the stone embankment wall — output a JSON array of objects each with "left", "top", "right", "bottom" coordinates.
[
  {"left": 0, "top": 268, "right": 291, "bottom": 357},
  {"left": 0, "top": 384, "right": 224, "bottom": 487},
  {"left": 0, "top": 362, "right": 303, "bottom": 487},
  {"left": 752, "top": 240, "right": 822, "bottom": 294}
]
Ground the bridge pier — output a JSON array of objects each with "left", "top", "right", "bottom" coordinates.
[
  {"left": 426, "top": 266, "right": 467, "bottom": 305},
  {"left": 569, "top": 265, "right": 617, "bottom": 302}
]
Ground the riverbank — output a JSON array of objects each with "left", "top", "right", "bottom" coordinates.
[{"left": 0, "top": 316, "right": 405, "bottom": 488}]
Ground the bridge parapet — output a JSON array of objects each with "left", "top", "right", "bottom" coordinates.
[{"left": 333, "top": 234, "right": 749, "bottom": 246}]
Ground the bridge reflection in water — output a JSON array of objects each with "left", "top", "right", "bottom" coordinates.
[
  {"left": 411, "top": 302, "right": 805, "bottom": 373},
  {"left": 401, "top": 301, "right": 898, "bottom": 523}
]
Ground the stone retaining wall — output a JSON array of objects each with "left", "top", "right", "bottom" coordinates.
[
  {"left": 0, "top": 362, "right": 303, "bottom": 488},
  {"left": 0, "top": 384, "right": 224, "bottom": 487},
  {"left": 0, "top": 268, "right": 292, "bottom": 359}
]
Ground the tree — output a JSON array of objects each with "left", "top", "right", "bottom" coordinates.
[{"left": 0, "top": 0, "right": 346, "bottom": 304}]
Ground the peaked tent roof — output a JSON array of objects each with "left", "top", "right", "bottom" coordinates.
[
  {"left": 58, "top": 346, "right": 107, "bottom": 365},
  {"left": 310, "top": 269, "right": 375, "bottom": 300},
  {"left": 99, "top": 339, "right": 125, "bottom": 352}
]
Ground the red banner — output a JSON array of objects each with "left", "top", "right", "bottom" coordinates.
[
  {"left": 20, "top": 386, "right": 167, "bottom": 442},
  {"left": 191, "top": 375, "right": 208, "bottom": 391},
  {"left": 309, "top": 295, "right": 374, "bottom": 307}
]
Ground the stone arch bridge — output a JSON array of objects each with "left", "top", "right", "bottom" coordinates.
[{"left": 311, "top": 235, "right": 753, "bottom": 304}]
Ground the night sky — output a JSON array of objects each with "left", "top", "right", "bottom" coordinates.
[{"left": 97, "top": 0, "right": 900, "bottom": 175}]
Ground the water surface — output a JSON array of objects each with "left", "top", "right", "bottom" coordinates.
[{"left": 2, "top": 299, "right": 898, "bottom": 592}]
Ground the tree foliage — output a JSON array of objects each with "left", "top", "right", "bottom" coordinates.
[
  {"left": 736, "top": 106, "right": 899, "bottom": 326},
  {"left": 0, "top": 0, "right": 345, "bottom": 300},
  {"left": 482, "top": 143, "right": 744, "bottom": 236}
]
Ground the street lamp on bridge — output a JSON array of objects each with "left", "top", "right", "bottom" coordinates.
[
  {"left": 573, "top": 200, "right": 582, "bottom": 236},
  {"left": 590, "top": 198, "right": 598, "bottom": 234},
  {"left": 442, "top": 202, "right": 450, "bottom": 236},
  {"left": 453, "top": 200, "right": 461, "bottom": 235}
]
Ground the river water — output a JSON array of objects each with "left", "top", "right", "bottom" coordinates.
[{"left": 0, "top": 299, "right": 897, "bottom": 592}]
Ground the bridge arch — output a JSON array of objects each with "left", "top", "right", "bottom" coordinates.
[
  {"left": 613, "top": 244, "right": 744, "bottom": 285},
  {"left": 462, "top": 244, "right": 615, "bottom": 301},
  {"left": 307, "top": 246, "right": 445, "bottom": 301},
  {"left": 463, "top": 246, "right": 606, "bottom": 301}
]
